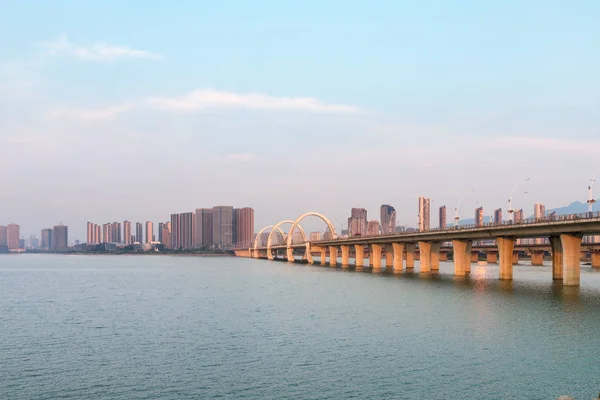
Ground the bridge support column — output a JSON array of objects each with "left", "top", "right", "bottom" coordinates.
[
  {"left": 370, "top": 244, "right": 382, "bottom": 270},
  {"left": 452, "top": 240, "right": 471, "bottom": 276},
  {"left": 418, "top": 241, "right": 432, "bottom": 273},
  {"left": 561, "top": 233, "right": 583, "bottom": 286},
  {"left": 550, "top": 236, "right": 563, "bottom": 280},
  {"left": 286, "top": 247, "right": 294, "bottom": 262},
  {"left": 267, "top": 249, "right": 274, "bottom": 260},
  {"left": 591, "top": 252, "right": 600, "bottom": 268},
  {"left": 305, "top": 243, "right": 314, "bottom": 264},
  {"left": 471, "top": 251, "right": 479, "bottom": 263},
  {"left": 318, "top": 247, "right": 327, "bottom": 266},
  {"left": 431, "top": 242, "right": 441, "bottom": 271},
  {"left": 512, "top": 253, "right": 519, "bottom": 265},
  {"left": 341, "top": 245, "right": 350, "bottom": 267},
  {"left": 385, "top": 249, "right": 393, "bottom": 269},
  {"left": 486, "top": 252, "right": 498, "bottom": 263},
  {"left": 329, "top": 246, "right": 337, "bottom": 267},
  {"left": 355, "top": 245, "right": 364, "bottom": 268},
  {"left": 439, "top": 252, "right": 448, "bottom": 261},
  {"left": 497, "top": 237, "right": 515, "bottom": 280},
  {"left": 405, "top": 243, "right": 416, "bottom": 269},
  {"left": 531, "top": 251, "right": 544, "bottom": 266},
  {"left": 392, "top": 243, "right": 404, "bottom": 272}
]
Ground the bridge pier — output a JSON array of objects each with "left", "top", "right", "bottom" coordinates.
[
  {"left": 341, "top": 245, "right": 350, "bottom": 267},
  {"left": 512, "top": 253, "right": 519, "bottom": 265},
  {"left": 486, "top": 252, "right": 498, "bottom": 263},
  {"left": 329, "top": 246, "right": 337, "bottom": 267},
  {"left": 418, "top": 241, "right": 432, "bottom": 273},
  {"left": 392, "top": 243, "right": 404, "bottom": 272},
  {"left": 319, "top": 247, "right": 327, "bottom": 266},
  {"left": 471, "top": 251, "right": 479, "bottom": 263},
  {"left": 371, "top": 244, "right": 382, "bottom": 271},
  {"left": 550, "top": 236, "right": 563, "bottom": 280},
  {"left": 406, "top": 243, "right": 416, "bottom": 269},
  {"left": 561, "top": 233, "right": 583, "bottom": 286},
  {"left": 452, "top": 239, "right": 472, "bottom": 276},
  {"left": 385, "top": 248, "right": 393, "bottom": 269},
  {"left": 497, "top": 237, "right": 515, "bottom": 280},
  {"left": 355, "top": 245, "right": 364, "bottom": 268},
  {"left": 439, "top": 251, "right": 448, "bottom": 261},
  {"left": 305, "top": 243, "right": 314, "bottom": 264},
  {"left": 286, "top": 247, "right": 294, "bottom": 262},
  {"left": 591, "top": 252, "right": 600, "bottom": 268},
  {"left": 431, "top": 242, "right": 441, "bottom": 271},
  {"left": 531, "top": 251, "right": 544, "bottom": 266}
]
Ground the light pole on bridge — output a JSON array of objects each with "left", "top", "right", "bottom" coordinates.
[
  {"left": 588, "top": 168, "right": 600, "bottom": 214},
  {"left": 508, "top": 178, "right": 530, "bottom": 222},
  {"left": 454, "top": 189, "right": 474, "bottom": 227}
]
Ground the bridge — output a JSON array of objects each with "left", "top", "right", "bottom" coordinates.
[{"left": 233, "top": 211, "right": 600, "bottom": 287}]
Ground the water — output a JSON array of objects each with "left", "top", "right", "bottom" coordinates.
[{"left": 2, "top": 255, "right": 600, "bottom": 399}]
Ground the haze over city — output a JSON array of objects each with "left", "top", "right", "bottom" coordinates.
[{"left": 1, "top": 1, "right": 599, "bottom": 240}]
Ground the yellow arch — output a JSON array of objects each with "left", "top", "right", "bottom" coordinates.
[
  {"left": 253, "top": 225, "right": 286, "bottom": 250},
  {"left": 267, "top": 220, "right": 307, "bottom": 254},
  {"left": 286, "top": 212, "right": 336, "bottom": 261}
]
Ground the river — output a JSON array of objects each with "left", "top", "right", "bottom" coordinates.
[{"left": 2, "top": 254, "right": 600, "bottom": 399}]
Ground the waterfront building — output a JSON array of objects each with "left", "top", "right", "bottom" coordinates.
[
  {"left": 41, "top": 228, "right": 53, "bottom": 249},
  {"left": 135, "top": 222, "right": 143, "bottom": 244},
  {"left": 7, "top": 223, "right": 20, "bottom": 249},
  {"left": 534, "top": 203, "right": 546, "bottom": 220},
  {"left": 233, "top": 207, "right": 254, "bottom": 248},
  {"left": 145, "top": 221, "right": 153, "bottom": 244},
  {"left": 475, "top": 207, "right": 484, "bottom": 227},
  {"left": 53, "top": 224, "right": 68, "bottom": 250},
  {"left": 170, "top": 214, "right": 179, "bottom": 249},
  {"left": 367, "top": 220, "right": 380, "bottom": 235},
  {"left": 0, "top": 225, "right": 7, "bottom": 247},
  {"left": 514, "top": 209, "right": 524, "bottom": 223},
  {"left": 110, "top": 222, "right": 121, "bottom": 243},
  {"left": 348, "top": 208, "right": 367, "bottom": 236},
  {"left": 418, "top": 197, "right": 430, "bottom": 231},
  {"left": 123, "top": 221, "right": 132, "bottom": 245},
  {"left": 212, "top": 206, "right": 233, "bottom": 248},
  {"left": 309, "top": 231, "right": 322, "bottom": 241},
  {"left": 194, "top": 208, "right": 214, "bottom": 247},
  {"left": 439, "top": 205, "right": 447, "bottom": 230},
  {"left": 380, "top": 205, "right": 396, "bottom": 234},
  {"left": 494, "top": 208, "right": 503, "bottom": 225}
]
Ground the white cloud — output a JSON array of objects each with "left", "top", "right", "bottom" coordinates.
[
  {"left": 147, "top": 89, "right": 361, "bottom": 113},
  {"left": 47, "top": 103, "right": 133, "bottom": 121},
  {"left": 39, "top": 35, "right": 162, "bottom": 61}
]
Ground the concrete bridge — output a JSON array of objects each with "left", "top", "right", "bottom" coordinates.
[{"left": 233, "top": 211, "right": 600, "bottom": 287}]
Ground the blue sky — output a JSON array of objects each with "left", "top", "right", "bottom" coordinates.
[{"left": 1, "top": 1, "right": 600, "bottom": 239}]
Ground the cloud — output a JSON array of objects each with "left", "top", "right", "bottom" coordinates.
[
  {"left": 39, "top": 35, "right": 162, "bottom": 61},
  {"left": 147, "top": 89, "right": 361, "bottom": 113},
  {"left": 46, "top": 103, "right": 134, "bottom": 121}
]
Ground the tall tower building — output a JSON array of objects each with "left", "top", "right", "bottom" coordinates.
[
  {"left": 348, "top": 208, "right": 367, "bottom": 236},
  {"left": 7, "top": 224, "right": 20, "bottom": 249},
  {"left": 135, "top": 222, "right": 143, "bottom": 244},
  {"left": 233, "top": 207, "right": 254, "bottom": 248},
  {"left": 0, "top": 225, "right": 7, "bottom": 247},
  {"left": 418, "top": 197, "right": 430, "bottom": 232},
  {"left": 87, "top": 222, "right": 94, "bottom": 244},
  {"left": 494, "top": 208, "right": 503, "bottom": 225},
  {"left": 145, "top": 221, "right": 153, "bottom": 243},
  {"left": 170, "top": 214, "right": 180, "bottom": 249},
  {"left": 514, "top": 209, "right": 524, "bottom": 223},
  {"left": 110, "top": 222, "right": 121, "bottom": 243},
  {"left": 439, "top": 205, "right": 447, "bottom": 230},
  {"left": 41, "top": 228, "right": 53, "bottom": 249},
  {"left": 52, "top": 224, "right": 68, "bottom": 250},
  {"left": 212, "top": 206, "right": 234, "bottom": 248},
  {"left": 534, "top": 203, "right": 546, "bottom": 220},
  {"left": 194, "top": 208, "right": 214, "bottom": 248},
  {"left": 180, "top": 212, "right": 194, "bottom": 249},
  {"left": 123, "top": 221, "right": 132, "bottom": 245},
  {"left": 380, "top": 205, "right": 396, "bottom": 234},
  {"left": 367, "top": 220, "right": 380, "bottom": 235},
  {"left": 95, "top": 225, "right": 101, "bottom": 244},
  {"left": 475, "top": 207, "right": 484, "bottom": 227}
]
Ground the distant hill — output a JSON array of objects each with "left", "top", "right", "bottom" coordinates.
[{"left": 449, "top": 199, "right": 598, "bottom": 226}]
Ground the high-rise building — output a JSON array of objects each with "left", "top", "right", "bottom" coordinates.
[
  {"left": 145, "top": 221, "right": 153, "bottom": 243},
  {"left": 418, "top": 197, "right": 430, "bottom": 231},
  {"left": 53, "top": 224, "right": 68, "bottom": 250},
  {"left": 102, "top": 223, "right": 110, "bottom": 243},
  {"left": 348, "top": 208, "right": 367, "bottom": 236},
  {"left": 110, "top": 222, "right": 121, "bottom": 243},
  {"left": 367, "top": 220, "right": 380, "bottom": 235},
  {"left": 494, "top": 208, "right": 503, "bottom": 225},
  {"left": 194, "top": 208, "right": 214, "bottom": 247},
  {"left": 170, "top": 214, "right": 180, "bottom": 249},
  {"left": 439, "top": 205, "right": 447, "bottom": 230},
  {"left": 233, "top": 207, "right": 254, "bottom": 248},
  {"left": 0, "top": 225, "right": 7, "bottom": 247},
  {"left": 135, "top": 222, "right": 143, "bottom": 244},
  {"left": 87, "top": 222, "right": 94, "bottom": 244},
  {"left": 29, "top": 235, "right": 39, "bottom": 249},
  {"left": 212, "top": 206, "right": 234, "bottom": 248},
  {"left": 309, "top": 231, "right": 322, "bottom": 241},
  {"left": 534, "top": 203, "right": 546, "bottom": 220},
  {"left": 159, "top": 222, "right": 171, "bottom": 248},
  {"left": 181, "top": 212, "right": 194, "bottom": 249},
  {"left": 475, "top": 207, "right": 484, "bottom": 227},
  {"left": 7, "top": 224, "right": 20, "bottom": 249},
  {"left": 41, "top": 228, "right": 53, "bottom": 249},
  {"left": 380, "top": 205, "right": 396, "bottom": 234},
  {"left": 514, "top": 209, "right": 524, "bottom": 223},
  {"left": 123, "top": 221, "right": 132, "bottom": 245}
]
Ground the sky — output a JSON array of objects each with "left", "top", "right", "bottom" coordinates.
[{"left": 1, "top": 0, "right": 600, "bottom": 240}]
